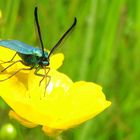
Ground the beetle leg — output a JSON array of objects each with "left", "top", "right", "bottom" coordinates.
[
  {"left": 0, "top": 60, "right": 25, "bottom": 73},
  {"left": 34, "top": 66, "right": 50, "bottom": 86},
  {"left": 34, "top": 66, "right": 50, "bottom": 96},
  {"left": 0, "top": 66, "right": 34, "bottom": 82},
  {"left": 42, "top": 66, "right": 51, "bottom": 96},
  {"left": 0, "top": 52, "right": 17, "bottom": 64}
]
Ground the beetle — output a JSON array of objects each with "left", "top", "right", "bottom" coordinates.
[{"left": 0, "top": 7, "right": 77, "bottom": 93}]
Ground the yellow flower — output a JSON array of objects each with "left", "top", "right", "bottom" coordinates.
[{"left": 0, "top": 46, "right": 111, "bottom": 136}]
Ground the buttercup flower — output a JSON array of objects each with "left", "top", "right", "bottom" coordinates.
[{"left": 0, "top": 46, "right": 111, "bottom": 136}]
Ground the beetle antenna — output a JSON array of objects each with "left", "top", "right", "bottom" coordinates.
[
  {"left": 34, "top": 7, "right": 45, "bottom": 57},
  {"left": 48, "top": 17, "right": 77, "bottom": 58}
]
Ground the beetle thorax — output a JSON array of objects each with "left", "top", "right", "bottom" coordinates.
[{"left": 39, "top": 56, "right": 49, "bottom": 66}]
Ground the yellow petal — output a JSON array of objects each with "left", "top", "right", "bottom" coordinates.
[
  {"left": 0, "top": 47, "right": 16, "bottom": 61},
  {"left": 49, "top": 53, "right": 64, "bottom": 69},
  {"left": 0, "top": 70, "right": 73, "bottom": 128},
  {"left": 28, "top": 69, "right": 73, "bottom": 98},
  {"left": 0, "top": 47, "right": 28, "bottom": 74},
  {"left": 9, "top": 110, "right": 37, "bottom": 128},
  {"left": 43, "top": 81, "right": 111, "bottom": 129},
  {"left": 0, "top": 73, "right": 27, "bottom": 97}
]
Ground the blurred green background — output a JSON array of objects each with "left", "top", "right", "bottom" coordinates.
[{"left": 0, "top": 0, "right": 140, "bottom": 140}]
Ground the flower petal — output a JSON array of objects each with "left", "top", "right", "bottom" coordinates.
[
  {"left": 44, "top": 81, "right": 111, "bottom": 129},
  {"left": 27, "top": 69, "right": 73, "bottom": 98},
  {"left": 9, "top": 110, "right": 37, "bottom": 128},
  {"left": 0, "top": 73, "right": 27, "bottom": 97},
  {"left": 49, "top": 53, "right": 64, "bottom": 69},
  {"left": 0, "top": 47, "right": 29, "bottom": 74},
  {"left": 0, "top": 47, "right": 16, "bottom": 61}
]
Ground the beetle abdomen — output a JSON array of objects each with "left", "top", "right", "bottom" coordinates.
[{"left": 18, "top": 53, "right": 39, "bottom": 67}]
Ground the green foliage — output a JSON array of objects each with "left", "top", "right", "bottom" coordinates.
[{"left": 0, "top": 0, "right": 140, "bottom": 139}]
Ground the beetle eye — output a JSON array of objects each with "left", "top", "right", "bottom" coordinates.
[{"left": 43, "top": 61, "right": 49, "bottom": 66}]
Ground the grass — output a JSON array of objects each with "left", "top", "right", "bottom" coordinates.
[{"left": 0, "top": 0, "right": 140, "bottom": 139}]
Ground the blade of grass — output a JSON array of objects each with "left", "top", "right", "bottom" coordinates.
[
  {"left": 78, "top": 0, "right": 97, "bottom": 80},
  {"left": 2, "top": 0, "right": 20, "bottom": 38}
]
